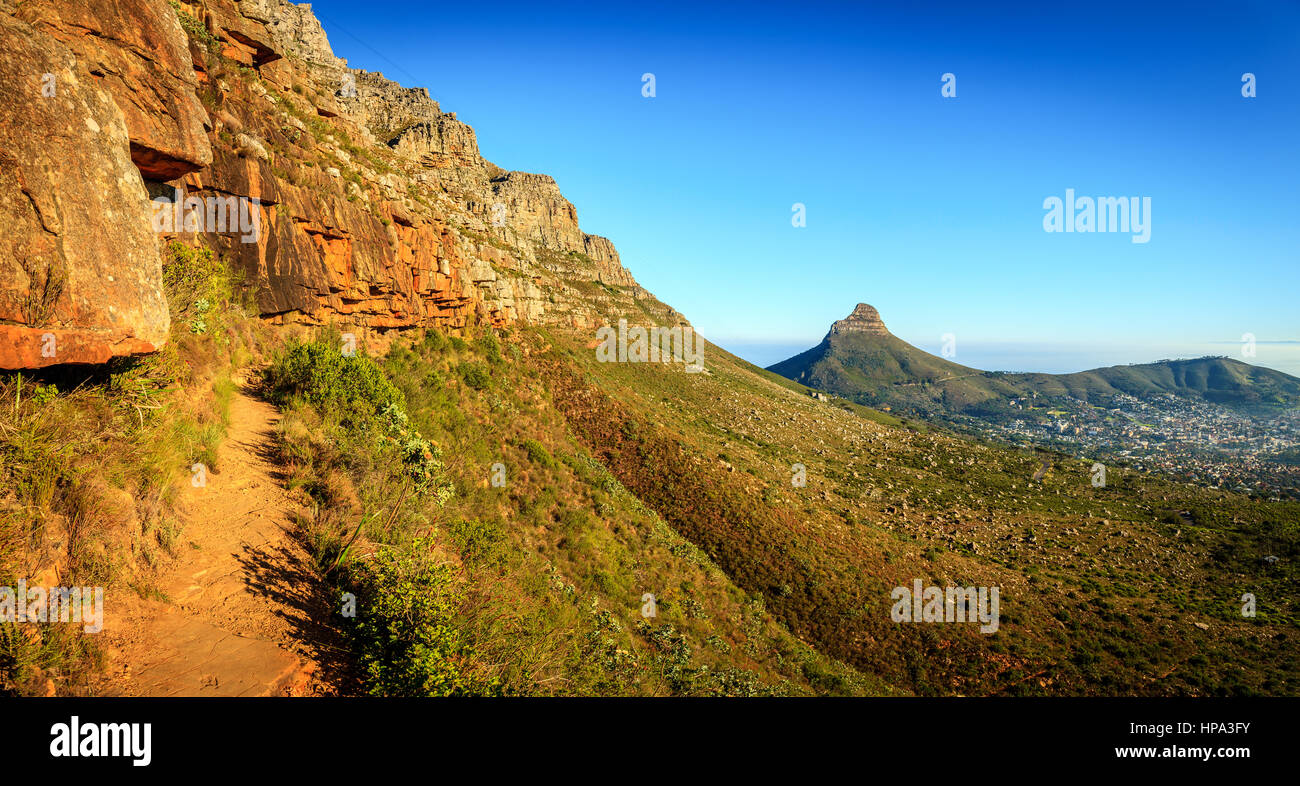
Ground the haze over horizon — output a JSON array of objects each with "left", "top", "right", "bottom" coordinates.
[
  {"left": 308, "top": 0, "right": 1299, "bottom": 377},
  {"left": 715, "top": 301, "right": 1300, "bottom": 377},
  {"left": 725, "top": 335, "right": 1300, "bottom": 377}
]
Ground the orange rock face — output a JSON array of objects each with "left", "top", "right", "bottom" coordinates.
[
  {"left": 0, "top": 0, "right": 677, "bottom": 369},
  {"left": 22, "top": 0, "right": 213, "bottom": 180},
  {"left": 0, "top": 9, "right": 170, "bottom": 368}
]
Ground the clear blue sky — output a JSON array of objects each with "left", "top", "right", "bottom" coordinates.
[{"left": 308, "top": 0, "right": 1300, "bottom": 374}]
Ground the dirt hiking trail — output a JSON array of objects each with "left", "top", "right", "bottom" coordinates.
[{"left": 95, "top": 374, "right": 350, "bottom": 696}]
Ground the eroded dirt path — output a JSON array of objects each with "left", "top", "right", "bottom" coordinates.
[{"left": 96, "top": 376, "right": 350, "bottom": 696}]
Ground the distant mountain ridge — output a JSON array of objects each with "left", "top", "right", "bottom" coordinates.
[{"left": 768, "top": 303, "right": 1300, "bottom": 414}]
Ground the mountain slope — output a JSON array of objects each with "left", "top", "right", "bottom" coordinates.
[
  {"left": 1040, "top": 358, "right": 1300, "bottom": 406},
  {"left": 769, "top": 303, "right": 1300, "bottom": 414},
  {"left": 543, "top": 328, "right": 1299, "bottom": 695}
]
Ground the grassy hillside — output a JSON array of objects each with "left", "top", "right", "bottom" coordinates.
[
  {"left": 7, "top": 296, "right": 1296, "bottom": 695},
  {"left": 249, "top": 320, "right": 1300, "bottom": 695},
  {"left": 1044, "top": 357, "right": 1300, "bottom": 406},
  {"left": 545, "top": 331, "right": 1297, "bottom": 695},
  {"left": 3, "top": 237, "right": 1292, "bottom": 698},
  {"left": 263, "top": 327, "right": 885, "bottom": 696}
]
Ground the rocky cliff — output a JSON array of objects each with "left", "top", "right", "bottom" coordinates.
[
  {"left": 0, "top": 0, "right": 675, "bottom": 369},
  {"left": 828, "top": 303, "right": 890, "bottom": 337}
]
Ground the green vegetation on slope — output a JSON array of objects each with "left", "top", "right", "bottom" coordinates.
[
  {"left": 266, "top": 325, "right": 882, "bottom": 696},
  {"left": 547, "top": 330, "right": 1298, "bottom": 695},
  {"left": 7, "top": 241, "right": 1293, "bottom": 697}
]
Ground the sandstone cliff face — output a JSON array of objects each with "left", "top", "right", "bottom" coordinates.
[
  {"left": 0, "top": 0, "right": 677, "bottom": 369},
  {"left": 24, "top": 0, "right": 214, "bottom": 180},
  {"left": 829, "top": 303, "right": 890, "bottom": 337},
  {"left": 0, "top": 7, "right": 171, "bottom": 368}
]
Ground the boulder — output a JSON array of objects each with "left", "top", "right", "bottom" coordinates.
[
  {"left": 20, "top": 0, "right": 213, "bottom": 180},
  {"left": 0, "top": 11, "right": 169, "bottom": 368}
]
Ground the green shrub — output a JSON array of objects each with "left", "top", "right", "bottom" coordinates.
[
  {"left": 458, "top": 362, "right": 491, "bottom": 391},
  {"left": 379, "top": 403, "right": 453, "bottom": 502},
  {"left": 476, "top": 332, "right": 502, "bottom": 364},
  {"left": 264, "top": 335, "right": 404, "bottom": 428},
  {"left": 522, "top": 438, "right": 556, "bottom": 469},
  {"left": 346, "top": 540, "right": 499, "bottom": 696},
  {"left": 168, "top": 0, "right": 219, "bottom": 48},
  {"left": 421, "top": 328, "right": 447, "bottom": 354},
  {"left": 448, "top": 519, "right": 504, "bottom": 566},
  {"left": 266, "top": 334, "right": 454, "bottom": 501},
  {"left": 161, "top": 242, "right": 235, "bottom": 332}
]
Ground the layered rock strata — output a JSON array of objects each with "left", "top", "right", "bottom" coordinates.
[{"left": 0, "top": 0, "right": 677, "bottom": 368}]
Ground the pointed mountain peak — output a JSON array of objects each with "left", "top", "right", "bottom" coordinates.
[{"left": 829, "top": 303, "right": 890, "bottom": 337}]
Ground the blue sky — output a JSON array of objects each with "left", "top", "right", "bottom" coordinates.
[{"left": 309, "top": 0, "right": 1300, "bottom": 374}]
